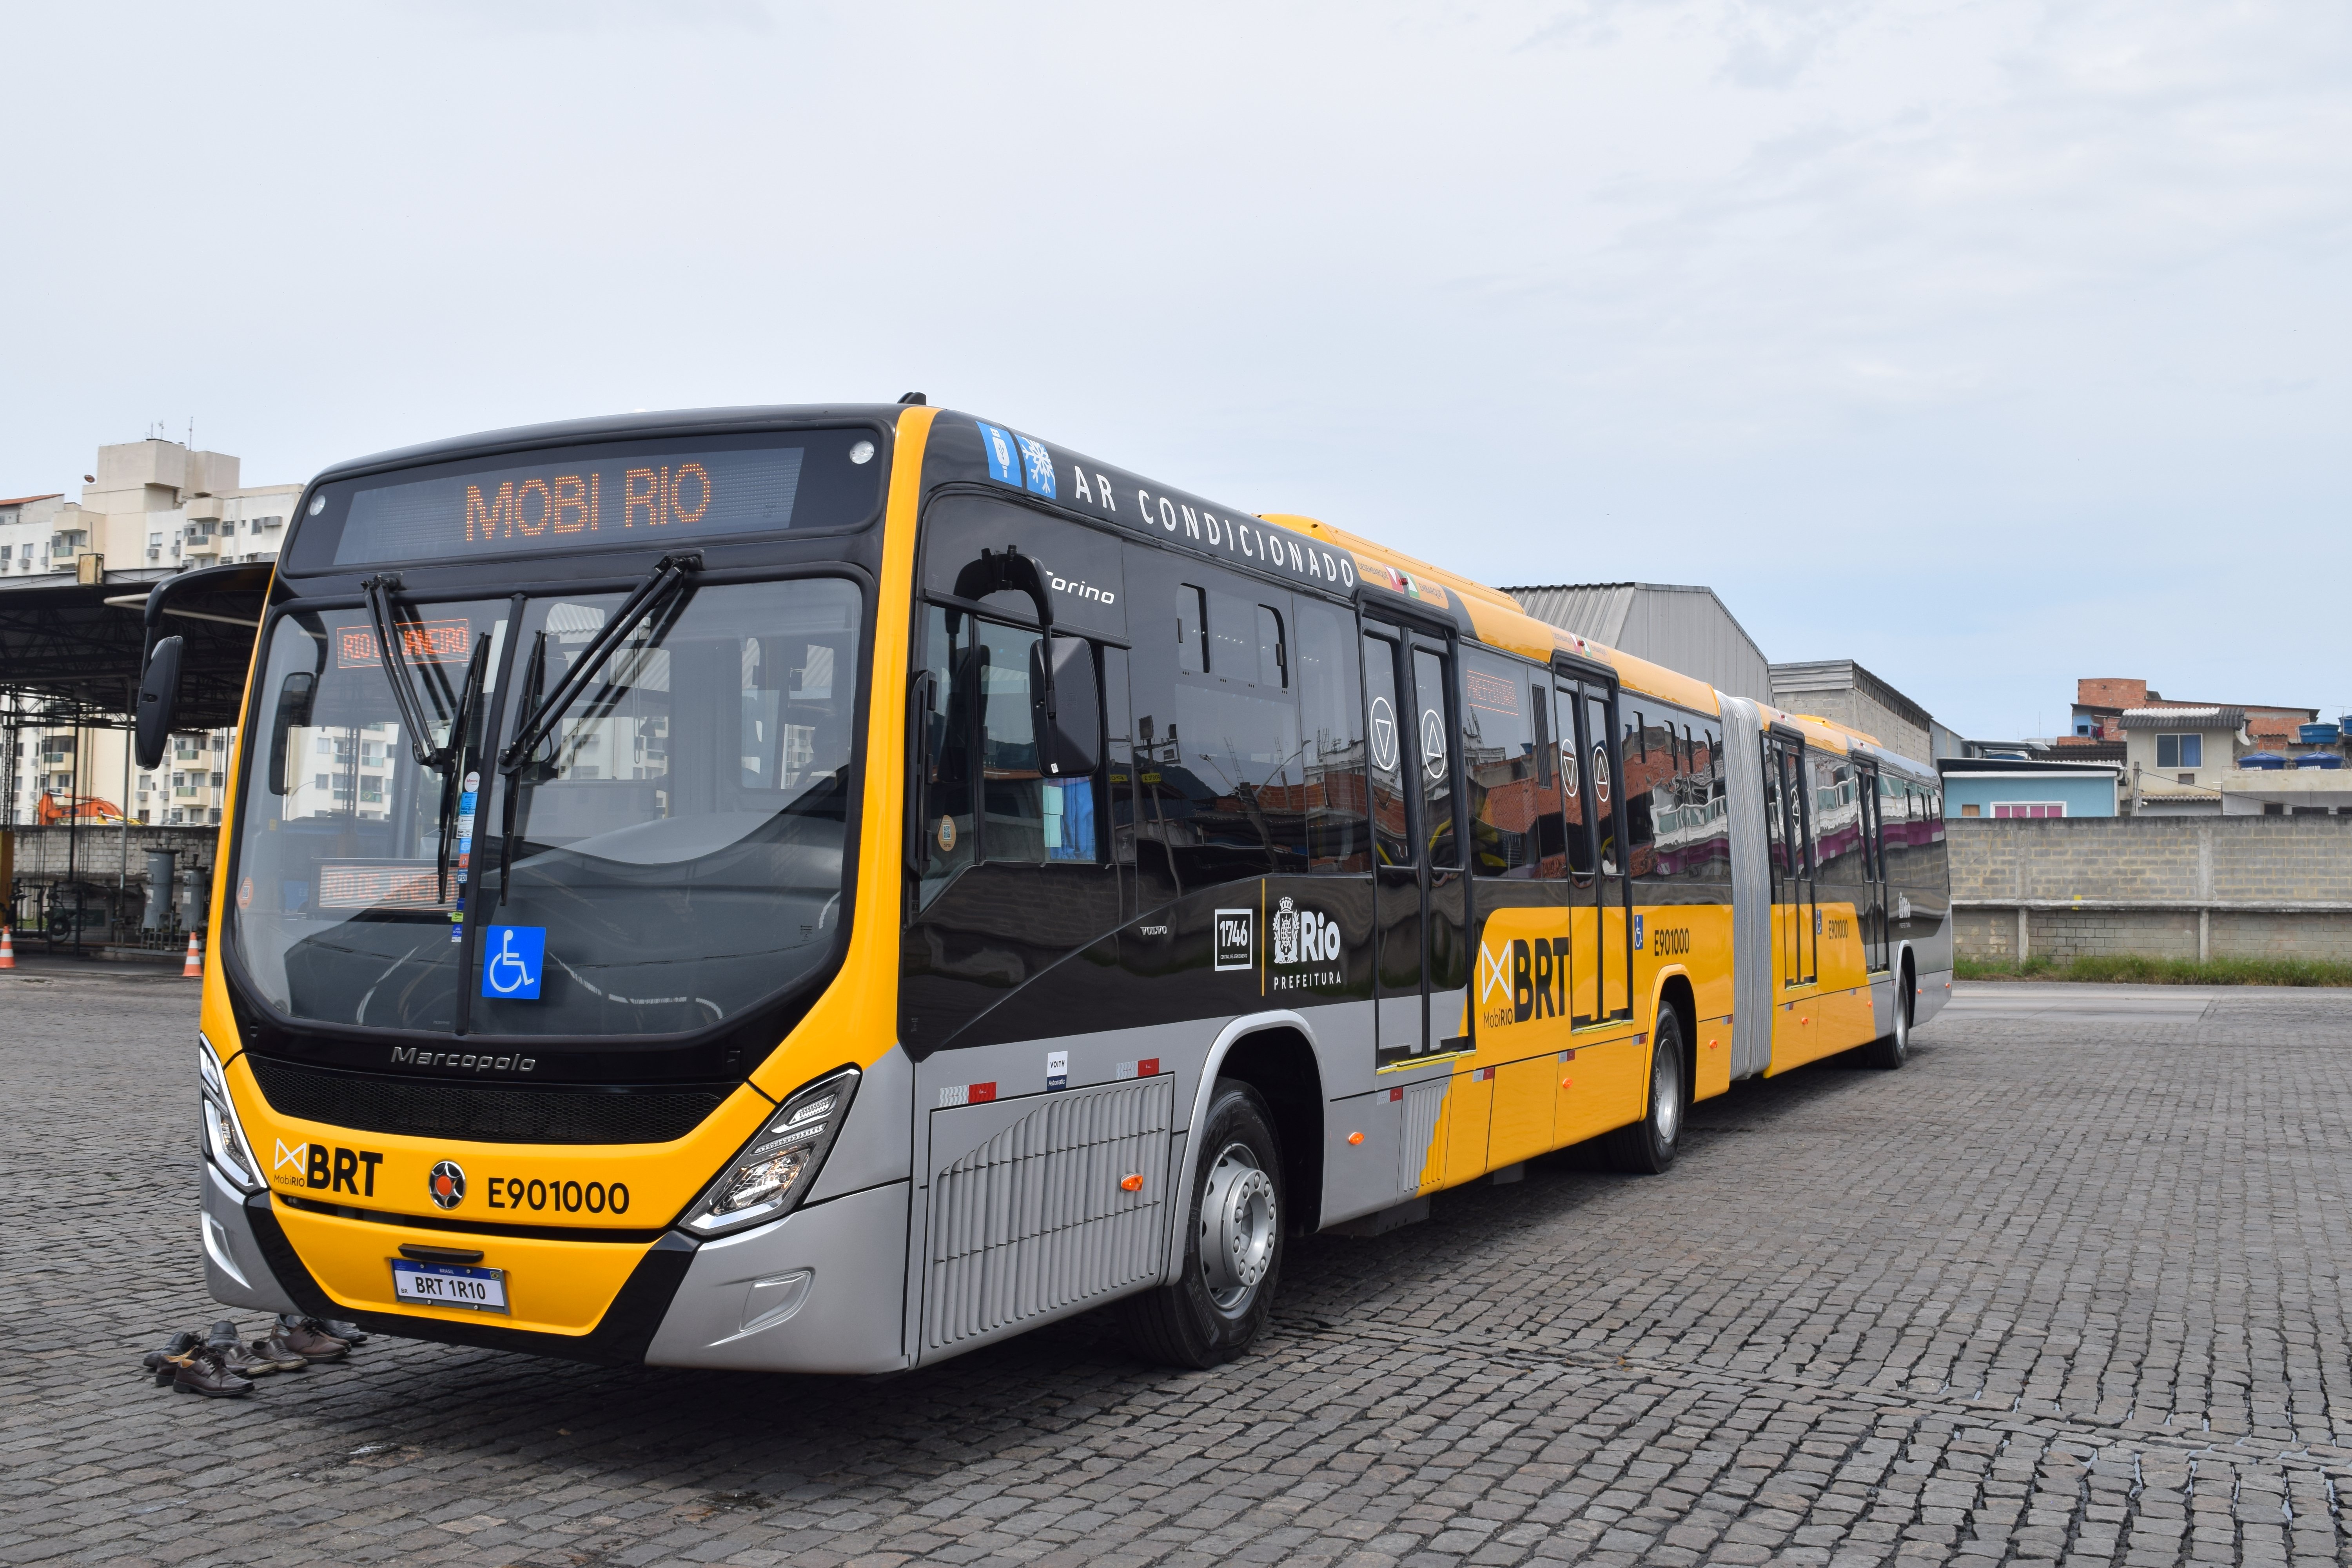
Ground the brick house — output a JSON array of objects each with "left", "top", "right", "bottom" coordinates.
[{"left": 2070, "top": 678, "right": 2315, "bottom": 756}]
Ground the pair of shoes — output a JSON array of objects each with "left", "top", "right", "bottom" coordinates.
[
  {"left": 204, "top": 1319, "right": 284, "bottom": 1379},
  {"left": 150, "top": 1342, "right": 256, "bottom": 1398},
  {"left": 142, "top": 1330, "right": 200, "bottom": 1377},
  {"left": 317, "top": 1318, "right": 368, "bottom": 1346},
  {"left": 271, "top": 1314, "right": 350, "bottom": 1363}
]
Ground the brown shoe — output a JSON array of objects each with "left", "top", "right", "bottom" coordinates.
[
  {"left": 245, "top": 1330, "right": 308, "bottom": 1373},
  {"left": 170, "top": 1348, "right": 255, "bottom": 1398},
  {"left": 272, "top": 1315, "right": 347, "bottom": 1362}
]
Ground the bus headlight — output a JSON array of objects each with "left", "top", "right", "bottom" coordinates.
[
  {"left": 198, "top": 1034, "right": 265, "bottom": 1194},
  {"left": 682, "top": 1067, "right": 859, "bottom": 1236}
]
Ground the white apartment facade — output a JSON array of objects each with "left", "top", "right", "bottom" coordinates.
[{"left": 4, "top": 437, "right": 303, "bottom": 829}]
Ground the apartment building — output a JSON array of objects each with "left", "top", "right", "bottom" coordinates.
[{"left": 2, "top": 436, "right": 302, "bottom": 829}]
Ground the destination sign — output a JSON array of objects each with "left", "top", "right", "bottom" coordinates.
[
  {"left": 335, "top": 618, "right": 472, "bottom": 668},
  {"left": 318, "top": 861, "right": 456, "bottom": 911},
  {"left": 310, "top": 428, "right": 883, "bottom": 569}
]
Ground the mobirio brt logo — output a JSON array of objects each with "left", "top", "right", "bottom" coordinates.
[{"left": 1477, "top": 935, "right": 1575, "bottom": 1032}]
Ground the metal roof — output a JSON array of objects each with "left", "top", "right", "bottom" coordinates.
[
  {"left": 1503, "top": 581, "right": 1771, "bottom": 703},
  {"left": 2119, "top": 706, "right": 2245, "bottom": 730}
]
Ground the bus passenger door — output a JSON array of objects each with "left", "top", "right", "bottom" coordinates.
[
  {"left": 1586, "top": 688, "right": 1632, "bottom": 1023},
  {"left": 1363, "top": 621, "right": 1467, "bottom": 1063},
  {"left": 1766, "top": 734, "right": 1817, "bottom": 989},
  {"left": 1857, "top": 761, "right": 1889, "bottom": 973}
]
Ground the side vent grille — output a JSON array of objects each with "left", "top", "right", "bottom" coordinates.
[
  {"left": 1400, "top": 1080, "right": 1447, "bottom": 1196},
  {"left": 924, "top": 1076, "right": 1174, "bottom": 1353}
]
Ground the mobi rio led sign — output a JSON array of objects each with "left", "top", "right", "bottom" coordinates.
[{"left": 317, "top": 430, "right": 882, "bottom": 568}]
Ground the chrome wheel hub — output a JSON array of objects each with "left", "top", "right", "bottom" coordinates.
[
  {"left": 1654, "top": 1047, "right": 1682, "bottom": 1145},
  {"left": 1200, "top": 1142, "right": 1277, "bottom": 1312}
]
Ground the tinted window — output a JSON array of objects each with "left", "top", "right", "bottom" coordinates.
[
  {"left": 1295, "top": 599, "right": 1367, "bottom": 872},
  {"left": 1412, "top": 647, "right": 1457, "bottom": 869},
  {"left": 1365, "top": 633, "right": 1412, "bottom": 867},
  {"left": 1463, "top": 651, "right": 1542, "bottom": 878},
  {"left": 1645, "top": 717, "right": 1729, "bottom": 882},
  {"left": 915, "top": 606, "right": 1099, "bottom": 906},
  {"left": 1812, "top": 754, "right": 1866, "bottom": 885},
  {"left": 1127, "top": 552, "right": 1305, "bottom": 884},
  {"left": 921, "top": 494, "right": 1126, "bottom": 642}
]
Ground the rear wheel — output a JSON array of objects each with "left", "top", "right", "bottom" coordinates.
[
  {"left": 1605, "top": 1008, "right": 1686, "bottom": 1174},
  {"left": 1123, "top": 1078, "right": 1284, "bottom": 1369},
  {"left": 1860, "top": 959, "right": 1913, "bottom": 1069}
]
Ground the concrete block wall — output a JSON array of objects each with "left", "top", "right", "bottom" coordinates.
[
  {"left": 1950, "top": 817, "right": 2352, "bottom": 903},
  {"left": 1949, "top": 818, "right": 2352, "bottom": 962}
]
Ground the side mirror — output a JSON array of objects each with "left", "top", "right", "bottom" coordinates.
[
  {"left": 134, "top": 635, "right": 185, "bottom": 770},
  {"left": 1031, "top": 635, "right": 1100, "bottom": 777},
  {"left": 267, "top": 670, "right": 318, "bottom": 796}
]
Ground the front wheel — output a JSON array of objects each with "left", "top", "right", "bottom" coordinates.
[
  {"left": 1605, "top": 1008, "right": 1686, "bottom": 1174},
  {"left": 1859, "top": 962, "right": 1913, "bottom": 1070},
  {"left": 1123, "top": 1078, "right": 1284, "bottom": 1369}
]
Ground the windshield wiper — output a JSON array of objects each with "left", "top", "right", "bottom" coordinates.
[
  {"left": 498, "top": 551, "right": 700, "bottom": 775},
  {"left": 434, "top": 633, "right": 494, "bottom": 900},
  {"left": 360, "top": 573, "right": 463, "bottom": 771}
]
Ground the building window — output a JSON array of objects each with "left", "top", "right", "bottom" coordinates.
[
  {"left": 1960, "top": 803, "right": 1981, "bottom": 817},
  {"left": 1992, "top": 802, "right": 2065, "bottom": 819},
  {"left": 2155, "top": 734, "right": 2203, "bottom": 769}
]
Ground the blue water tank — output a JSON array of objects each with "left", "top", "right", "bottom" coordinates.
[
  {"left": 2296, "top": 752, "right": 2343, "bottom": 769},
  {"left": 2240, "top": 752, "right": 2288, "bottom": 770},
  {"left": 2299, "top": 723, "right": 2340, "bottom": 745}
]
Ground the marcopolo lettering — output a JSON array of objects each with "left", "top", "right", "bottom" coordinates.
[{"left": 390, "top": 1046, "right": 536, "bottom": 1074}]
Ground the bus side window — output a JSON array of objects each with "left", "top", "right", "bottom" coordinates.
[
  {"left": 1623, "top": 710, "right": 1658, "bottom": 877},
  {"left": 1462, "top": 649, "right": 1540, "bottom": 878},
  {"left": 1556, "top": 684, "right": 1593, "bottom": 883},
  {"left": 1177, "top": 584, "right": 1207, "bottom": 674},
  {"left": 1256, "top": 604, "right": 1288, "bottom": 690},
  {"left": 1294, "top": 598, "right": 1366, "bottom": 873}
]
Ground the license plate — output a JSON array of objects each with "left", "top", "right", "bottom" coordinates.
[{"left": 389, "top": 1259, "right": 509, "bottom": 1314}]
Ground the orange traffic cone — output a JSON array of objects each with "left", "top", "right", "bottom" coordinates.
[
  {"left": 0, "top": 926, "right": 14, "bottom": 970},
  {"left": 182, "top": 931, "right": 203, "bottom": 979}
]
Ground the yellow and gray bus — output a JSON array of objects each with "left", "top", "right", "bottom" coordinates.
[{"left": 162, "top": 401, "right": 1951, "bottom": 1370}]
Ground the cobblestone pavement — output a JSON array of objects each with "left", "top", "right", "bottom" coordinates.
[{"left": 7, "top": 962, "right": 2352, "bottom": 1567}]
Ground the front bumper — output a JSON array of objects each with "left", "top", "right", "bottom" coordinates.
[{"left": 201, "top": 1154, "right": 911, "bottom": 1372}]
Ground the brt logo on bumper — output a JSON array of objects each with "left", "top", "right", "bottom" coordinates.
[{"left": 273, "top": 1140, "right": 384, "bottom": 1197}]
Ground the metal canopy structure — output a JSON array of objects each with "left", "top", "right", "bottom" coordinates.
[{"left": 0, "top": 566, "right": 269, "bottom": 732}]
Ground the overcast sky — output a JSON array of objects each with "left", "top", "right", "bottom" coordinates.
[{"left": 5, "top": 2, "right": 2346, "bottom": 741}]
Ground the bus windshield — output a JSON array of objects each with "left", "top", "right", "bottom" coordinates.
[{"left": 227, "top": 576, "right": 863, "bottom": 1038}]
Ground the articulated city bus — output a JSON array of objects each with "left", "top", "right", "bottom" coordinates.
[{"left": 167, "top": 402, "right": 1951, "bottom": 1372}]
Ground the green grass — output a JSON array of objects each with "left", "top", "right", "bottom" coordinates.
[{"left": 1955, "top": 954, "right": 2352, "bottom": 987}]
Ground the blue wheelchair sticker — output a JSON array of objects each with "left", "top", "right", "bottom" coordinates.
[
  {"left": 481, "top": 925, "right": 545, "bottom": 1000},
  {"left": 1633, "top": 914, "right": 1645, "bottom": 951}
]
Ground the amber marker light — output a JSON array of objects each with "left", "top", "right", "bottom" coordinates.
[
  {"left": 1119, "top": 1174, "right": 1144, "bottom": 1191},
  {"left": 1347, "top": 1132, "right": 1365, "bottom": 1145}
]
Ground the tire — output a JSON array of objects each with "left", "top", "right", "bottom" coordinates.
[
  {"left": 1604, "top": 1008, "right": 1686, "bottom": 1174},
  {"left": 1123, "top": 1078, "right": 1285, "bottom": 1369},
  {"left": 1859, "top": 960, "right": 1914, "bottom": 1070}
]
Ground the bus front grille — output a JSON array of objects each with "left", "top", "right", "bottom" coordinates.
[
  {"left": 246, "top": 1058, "right": 728, "bottom": 1145},
  {"left": 924, "top": 1075, "right": 1175, "bottom": 1352}
]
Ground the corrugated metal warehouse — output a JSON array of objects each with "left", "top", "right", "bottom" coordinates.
[{"left": 1503, "top": 582, "right": 1773, "bottom": 705}]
